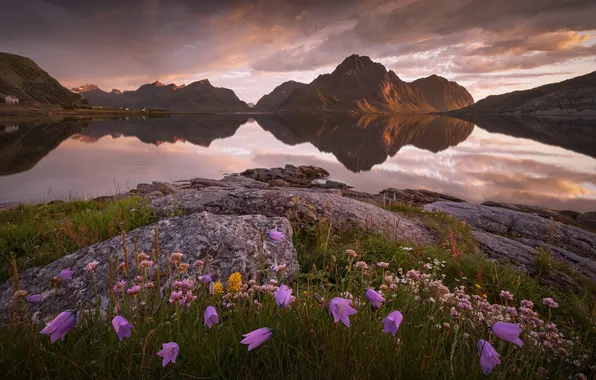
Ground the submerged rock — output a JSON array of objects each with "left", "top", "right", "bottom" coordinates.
[{"left": 0, "top": 212, "right": 298, "bottom": 321}]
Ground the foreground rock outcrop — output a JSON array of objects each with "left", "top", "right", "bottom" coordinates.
[
  {"left": 0, "top": 212, "right": 298, "bottom": 321},
  {"left": 424, "top": 202, "right": 596, "bottom": 281}
]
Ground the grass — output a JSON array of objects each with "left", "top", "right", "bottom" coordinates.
[{"left": 0, "top": 197, "right": 156, "bottom": 281}]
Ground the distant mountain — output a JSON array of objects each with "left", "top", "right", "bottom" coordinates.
[
  {"left": 0, "top": 52, "right": 80, "bottom": 105},
  {"left": 80, "top": 79, "right": 250, "bottom": 113},
  {"left": 255, "top": 114, "right": 474, "bottom": 172},
  {"left": 247, "top": 103, "right": 255, "bottom": 108},
  {"left": 71, "top": 84, "right": 99, "bottom": 94},
  {"left": 255, "top": 81, "right": 308, "bottom": 111},
  {"left": 453, "top": 71, "right": 596, "bottom": 115},
  {"left": 412, "top": 75, "right": 474, "bottom": 112}
]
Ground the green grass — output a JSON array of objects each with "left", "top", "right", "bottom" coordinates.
[{"left": 0, "top": 197, "right": 156, "bottom": 281}]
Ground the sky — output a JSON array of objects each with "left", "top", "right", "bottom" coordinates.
[{"left": 1, "top": 0, "right": 595, "bottom": 103}]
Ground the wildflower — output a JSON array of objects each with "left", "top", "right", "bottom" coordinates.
[
  {"left": 127, "top": 285, "right": 141, "bottom": 295},
  {"left": 477, "top": 339, "right": 501, "bottom": 375},
  {"left": 119, "top": 262, "right": 126, "bottom": 271},
  {"left": 376, "top": 262, "right": 389, "bottom": 269},
  {"left": 228, "top": 272, "right": 242, "bottom": 293},
  {"left": 329, "top": 297, "right": 357, "bottom": 327},
  {"left": 365, "top": 288, "right": 385, "bottom": 309},
  {"left": 138, "top": 252, "right": 150, "bottom": 261},
  {"left": 85, "top": 261, "right": 99, "bottom": 272},
  {"left": 273, "top": 264, "right": 287, "bottom": 272},
  {"left": 170, "top": 252, "right": 183, "bottom": 264},
  {"left": 177, "top": 263, "right": 189, "bottom": 273},
  {"left": 12, "top": 290, "right": 27, "bottom": 300},
  {"left": 491, "top": 322, "right": 523, "bottom": 347},
  {"left": 576, "top": 374, "right": 588, "bottom": 380},
  {"left": 213, "top": 281, "right": 223, "bottom": 294},
  {"left": 25, "top": 294, "right": 42, "bottom": 304},
  {"left": 198, "top": 274, "right": 212, "bottom": 284},
  {"left": 520, "top": 300, "right": 534, "bottom": 309},
  {"left": 139, "top": 260, "right": 153, "bottom": 269},
  {"left": 241, "top": 327, "right": 273, "bottom": 351},
  {"left": 355, "top": 261, "right": 368, "bottom": 270},
  {"left": 389, "top": 283, "right": 398, "bottom": 290},
  {"left": 274, "top": 284, "right": 293, "bottom": 308},
  {"left": 401, "top": 247, "right": 413, "bottom": 251},
  {"left": 51, "top": 276, "right": 62, "bottom": 286},
  {"left": 269, "top": 231, "right": 284, "bottom": 241},
  {"left": 474, "top": 284, "right": 481, "bottom": 289},
  {"left": 381, "top": 310, "right": 403, "bottom": 336},
  {"left": 499, "top": 290, "right": 514, "bottom": 301},
  {"left": 135, "top": 276, "right": 143, "bottom": 283},
  {"left": 113, "top": 280, "right": 126, "bottom": 293},
  {"left": 111, "top": 316, "right": 134, "bottom": 341},
  {"left": 194, "top": 259, "right": 205, "bottom": 268},
  {"left": 40, "top": 311, "right": 75, "bottom": 343},
  {"left": 406, "top": 269, "right": 420, "bottom": 280},
  {"left": 346, "top": 249, "right": 357, "bottom": 258},
  {"left": 57, "top": 268, "right": 73, "bottom": 280},
  {"left": 203, "top": 306, "right": 219, "bottom": 328},
  {"left": 543, "top": 297, "right": 559, "bottom": 308},
  {"left": 156, "top": 342, "right": 179, "bottom": 367},
  {"left": 144, "top": 282, "right": 155, "bottom": 289}
]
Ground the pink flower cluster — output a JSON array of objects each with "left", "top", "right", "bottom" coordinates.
[{"left": 169, "top": 279, "right": 197, "bottom": 307}]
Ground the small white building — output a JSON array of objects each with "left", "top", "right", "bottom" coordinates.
[
  {"left": 4, "top": 125, "right": 19, "bottom": 133},
  {"left": 5, "top": 95, "right": 19, "bottom": 104}
]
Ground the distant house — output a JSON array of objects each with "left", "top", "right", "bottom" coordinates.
[
  {"left": 4, "top": 125, "right": 19, "bottom": 133},
  {"left": 4, "top": 95, "right": 19, "bottom": 104}
]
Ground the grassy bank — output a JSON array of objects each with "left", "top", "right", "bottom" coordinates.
[
  {"left": 0, "top": 197, "right": 156, "bottom": 281},
  {"left": 1, "top": 201, "right": 595, "bottom": 378}
]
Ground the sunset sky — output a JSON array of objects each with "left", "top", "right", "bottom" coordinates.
[{"left": 1, "top": 0, "right": 595, "bottom": 103}]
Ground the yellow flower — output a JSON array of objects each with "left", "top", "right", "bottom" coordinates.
[
  {"left": 482, "top": 293, "right": 488, "bottom": 299},
  {"left": 474, "top": 284, "right": 481, "bottom": 289},
  {"left": 228, "top": 272, "right": 242, "bottom": 293},
  {"left": 213, "top": 281, "right": 224, "bottom": 295}
]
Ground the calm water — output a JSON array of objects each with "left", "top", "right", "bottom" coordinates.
[{"left": 1, "top": 114, "right": 596, "bottom": 212}]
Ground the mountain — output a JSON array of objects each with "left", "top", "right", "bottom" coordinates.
[
  {"left": 255, "top": 81, "right": 308, "bottom": 111},
  {"left": 71, "top": 84, "right": 99, "bottom": 94},
  {"left": 80, "top": 79, "right": 250, "bottom": 113},
  {"left": 255, "top": 114, "right": 474, "bottom": 172},
  {"left": 412, "top": 75, "right": 474, "bottom": 112},
  {"left": 0, "top": 52, "right": 80, "bottom": 105},
  {"left": 453, "top": 71, "right": 596, "bottom": 115},
  {"left": 247, "top": 103, "right": 255, "bottom": 108}
]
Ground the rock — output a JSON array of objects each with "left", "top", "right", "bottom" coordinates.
[
  {"left": 381, "top": 188, "right": 465, "bottom": 206},
  {"left": 269, "top": 179, "right": 289, "bottom": 187},
  {"left": 321, "top": 180, "right": 352, "bottom": 189},
  {"left": 145, "top": 191, "right": 164, "bottom": 197},
  {"left": 137, "top": 181, "right": 177, "bottom": 195},
  {"left": 559, "top": 210, "right": 581, "bottom": 220},
  {"left": 240, "top": 165, "right": 329, "bottom": 187},
  {"left": 577, "top": 211, "right": 596, "bottom": 229},
  {"left": 190, "top": 177, "right": 230, "bottom": 189},
  {"left": 481, "top": 201, "right": 577, "bottom": 225},
  {"left": 0, "top": 212, "right": 298, "bottom": 321},
  {"left": 424, "top": 202, "right": 596, "bottom": 280},
  {"left": 150, "top": 187, "right": 434, "bottom": 245}
]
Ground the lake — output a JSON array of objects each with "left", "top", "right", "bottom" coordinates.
[{"left": 1, "top": 114, "right": 596, "bottom": 212}]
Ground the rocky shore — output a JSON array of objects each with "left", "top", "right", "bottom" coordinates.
[{"left": 1, "top": 164, "right": 595, "bottom": 321}]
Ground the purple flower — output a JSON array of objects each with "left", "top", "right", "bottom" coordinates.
[
  {"left": 269, "top": 231, "right": 284, "bottom": 241},
  {"left": 477, "top": 339, "right": 501, "bottom": 375},
  {"left": 241, "top": 327, "right": 273, "bottom": 351},
  {"left": 40, "top": 311, "right": 75, "bottom": 343},
  {"left": 543, "top": 297, "right": 559, "bottom": 308},
  {"left": 25, "top": 294, "right": 42, "bottom": 304},
  {"left": 329, "top": 297, "right": 357, "bottom": 327},
  {"left": 204, "top": 306, "right": 219, "bottom": 328},
  {"left": 491, "top": 322, "right": 523, "bottom": 347},
  {"left": 274, "top": 284, "right": 293, "bottom": 308},
  {"left": 381, "top": 310, "right": 403, "bottom": 336},
  {"left": 127, "top": 285, "right": 141, "bottom": 294},
  {"left": 57, "top": 268, "right": 73, "bottom": 280},
  {"left": 156, "top": 342, "right": 179, "bottom": 367},
  {"left": 198, "top": 274, "right": 212, "bottom": 284},
  {"left": 365, "top": 288, "right": 385, "bottom": 309},
  {"left": 111, "top": 316, "right": 134, "bottom": 341}
]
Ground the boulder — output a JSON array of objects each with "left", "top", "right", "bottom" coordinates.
[
  {"left": 381, "top": 188, "right": 466, "bottom": 206},
  {"left": 424, "top": 202, "right": 596, "bottom": 280},
  {"left": 481, "top": 201, "right": 577, "bottom": 225},
  {"left": 269, "top": 179, "right": 289, "bottom": 187},
  {"left": 0, "top": 212, "right": 298, "bottom": 321},
  {"left": 240, "top": 165, "right": 329, "bottom": 187},
  {"left": 149, "top": 187, "right": 434, "bottom": 245},
  {"left": 190, "top": 177, "right": 230, "bottom": 189},
  {"left": 577, "top": 211, "right": 596, "bottom": 229},
  {"left": 137, "top": 181, "right": 177, "bottom": 195}
]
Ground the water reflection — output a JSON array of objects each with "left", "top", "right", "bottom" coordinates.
[{"left": 0, "top": 114, "right": 595, "bottom": 211}]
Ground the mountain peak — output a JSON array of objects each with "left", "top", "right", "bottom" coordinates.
[
  {"left": 71, "top": 84, "right": 99, "bottom": 93},
  {"left": 335, "top": 54, "right": 378, "bottom": 73},
  {"left": 152, "top": 81, "right": 165, "bottom": 87}
]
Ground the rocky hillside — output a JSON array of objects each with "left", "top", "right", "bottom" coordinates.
[
  {"left": 0, "top": 52, "right": 80, "bottom": 105},
  {"left": 255, "top": 81, "right": 308, "bottom": 111},
  {"left": 80, "top": 80, "right": 250, "bottom": 113},
  {"left": 453, "top": 71, "right": 596, "bottom": 115},
  {"left": 70, "top": 84, "right": 99, "bottom": 94},
  {"left": 412, "top": 75, "right": 474, "bottom": 112}
]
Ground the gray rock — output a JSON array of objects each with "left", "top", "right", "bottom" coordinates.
[
  {"left": 0, "top": 212, "right": 298, "bottom": 321},
  {"left": 424, "top": 202, "right": 596, "bottom": 280},
  {"left": 322, "top": 180, "right": 352, "bottom": 189},
  {"left": 190, "top": 177, "right": 230, "bottom": 189},
  {"left": 137, "top": 181, "right": 177, "bottom": 195},
  {"left": 150, "top": 187, "right": 434, "bottom": 245},
  {"left": 145, "top": 191, "right": 164, "bottom": 197},
  {"left": 269, "top": 179, "right": 289, "bottom": 187},
  {"left": 481, "top": 201, "right": 577, "bottom": 225},
  {"left": 240, "top": 165, "right": 329, "bottom": 187},
  {"left": 381, "top": 188, "right": 466, "bottom": 206},
  {"left": 577, "top": 211, "right": 596, "bottom": 229}
]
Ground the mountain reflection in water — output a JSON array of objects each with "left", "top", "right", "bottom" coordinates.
[{"left": 1, "top": 114, "right": 595, "bottom": 212}]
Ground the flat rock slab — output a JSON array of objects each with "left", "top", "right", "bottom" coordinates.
[
  {"left": 424, "top": 202, "right": 596, "bottom": 280},
  {"left": 0, "top": 212, "right": 297, "bottom": 321},
  {"left": 150, "top": 187, "right": 434, "bottom": 245}
]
